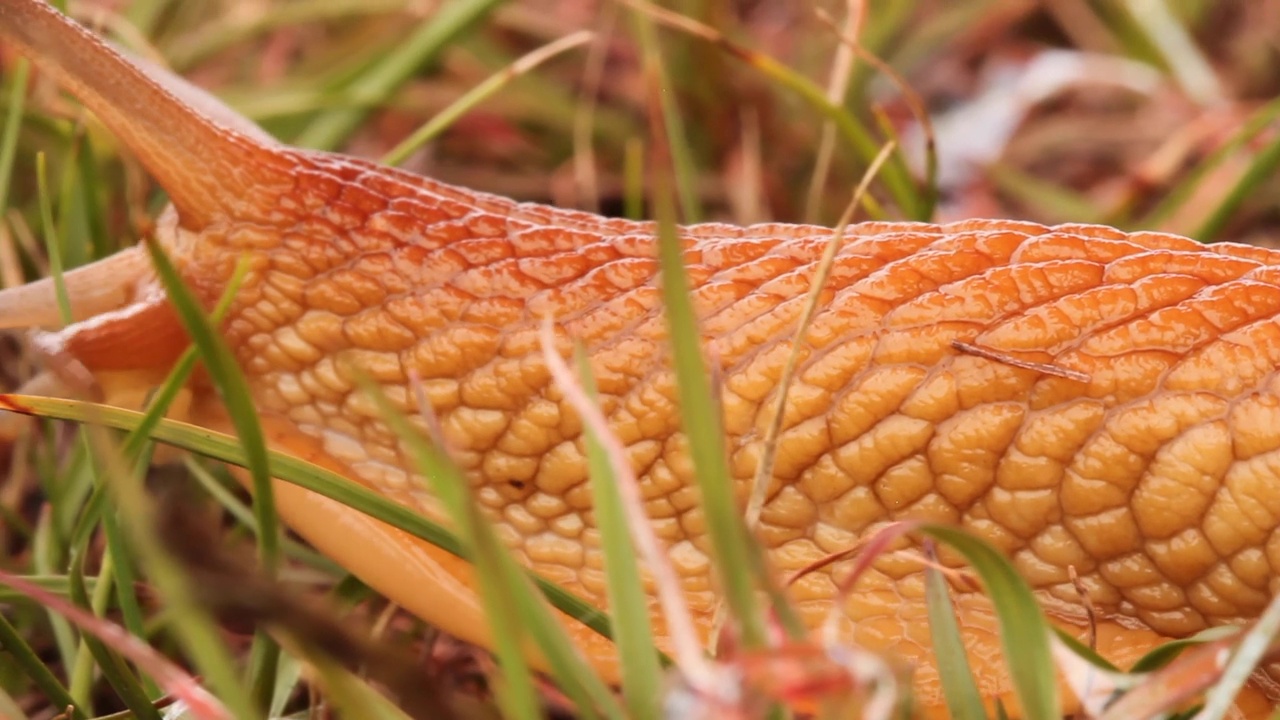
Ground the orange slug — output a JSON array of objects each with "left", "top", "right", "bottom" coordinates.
[{"left": 3, "top": 1, "right": 1280, "bottom": 716}]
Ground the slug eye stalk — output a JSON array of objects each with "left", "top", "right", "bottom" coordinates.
[
  {"left": 0, "top": 0, "right": 293, "bottom": 376},
  {"left": 0, "top": 245, "right": 152, "bottom": 330}
]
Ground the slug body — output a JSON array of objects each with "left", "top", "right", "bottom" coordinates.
[{"left": 5, "top": 1, "right": 1280, "bottom": 714}]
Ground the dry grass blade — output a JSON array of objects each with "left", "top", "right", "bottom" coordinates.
[
  {"left": 745, "top": 140, "right": 896, "bottom": 531},
  {"left": 381, "top": 29, "right": 595, "bottom": 167},
  {"left": 540, "top": 322, "right": 703, "bottom": 678}
]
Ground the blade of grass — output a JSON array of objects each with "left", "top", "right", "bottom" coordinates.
[
  {"left": 0, "top": 609, "right": 85, "bottom": 720},
  {"left": 624, "top": 136, "right": 645, "bottom": 220},
  {"left": 34, "top": 149, "right": 82, "bottom": 700},
  {"left": 1194, "top": 594, "right": 1280, "bottom": 720},
  {"left": 539, "top": 339, "right": 668, "bottom": 716},
  {"left": 1128, "top": 626, "right": 1239, "bottom": 673},
  {"left": 0, "top": 568, "right": 232, "bottom": 720},
  {"left": 294, "top": 0, "right": 509, "bottom": 150},
  {"left": 923, "top": 551, "right": 985, "bottom": 720},
  {"left": 142, "top": 241, "right": 280, "bottom": 709},
  {"left": 0, "top": 59, "right": 30, "bottom": 213},
  {"left": 1194, "top": 126, "right": 1280, "bottom": 242},
  {"left": 630, "top": 9, "right": 702, "bottom": 223},
  {"left": 369, "top": 373, "right": 620, "bottom": 719},
  {"left": 78, "top": 422, "right": 258, "bottom": 720},
  {"left": 381, "top": 30, "right": 594, "bottom": 167},
  {"left": 803, "top": 1, "right": 863, "bottom": 224},
  {"left": 654, "top": 167, "right": 765, "bottom": 648},
  {"left": 1130, "top": 94, "right": 1280, "bottom": 231},
  {"left": 167, "top": 0, "right": 412, "bottom": 70},
  {"left": 621, "top": 0, "right": 927, "bottom": 219},
  {"left": 921, "top": 524, "right": 1058, "bottom": 720},
  {"left": 0, "top": 575, "right": 97, "bottom": 604},
  {"left": 68, "top": 552, "right": 162, "bottom": 720},
  {"left": 0, "top": 393, "right": 619, "bottom": 646},
  {"left": 142, "top": 241, "right": 277, "bottom": 574}
]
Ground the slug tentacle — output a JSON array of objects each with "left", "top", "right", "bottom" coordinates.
[
  {"left": 0, "top": 244, "right": 151, "bottom": 330},
  {"left": 0, "top": 0, "right": 292, "bottom": 229}
]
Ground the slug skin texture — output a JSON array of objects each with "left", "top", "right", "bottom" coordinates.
[{"left": 3, "top": 1, "right": 1280, "bottom": 715}]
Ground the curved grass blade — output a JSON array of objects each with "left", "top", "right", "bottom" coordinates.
[
  {"left": 923, "top": 553, "right": 985, "bottom": 720},
  {"left": 78, "top": 426, "right": 257, "bottom": 720},
  {"left": 0, "top": 568, "right": 232, "bottom": 720},
  {"left": 142, "top": 243, "right": 281, "bottom": 707},
  {"left": 365, "top": 375, "right": 620, "bottom": 719},
  {"left": 620, "top": 0, "right": 927, "bottom": 220},
  {"left": 381, "top": 30, "right": 594, "bottom": 167},
  {"left": 68, "top": 551, "right": 162, "bottom": 720},
  {"left": 0, "top": 58, "right": 30, "bottom": 212},
  {"left": 0, "top": 393, "right": 618, "bottom": 645},
  {"left": 1132, "top": 95, "right": 1280, "bottom": 231},
  {"left": 567, "top": 343, "right": 664, "bottom": 718},
  {"left": 655, "top": 173, "right": 764, "bottom": 649},
  {"left": 0, "top": 609, "right": 85, "bottom": 720},
  {"left": 144, "top": 239, "right": 279, "bottom": 576},
  {"left": 1129, "top": 626, "right": 1239, "bottom": 674},
  {"left": 921, "top": 524, "right": 1059, "bottom": 720},
  {"left": 388, "top": 405, "right": 542, "bottom": 720},
  {"left": 1194, "top": 126, "right": 1280, "bottom": 242}
]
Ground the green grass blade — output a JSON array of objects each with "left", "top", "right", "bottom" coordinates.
[
  {"left": 378, "top": 407, "right": 542, "bottom": 720},
  {"left": 625, "top": 0, "right": 926, "bottom": 219},
  {"left": 294, "top": 0, "right": 509, "bottom": 150},
  {"left": 363, "top": 377, "right": 619, "bottom": 719},
  {"left": 654, "top": 180, "right": 764, "bottom": 648},
  {"left": 33, "top": 149, "right": 82, "bottom": 696},
  {"left": 34, "top": 154, "right": 71, "bottom": 325},
  {"left": 121, "top": 249, "right": 276, "bottom": 704},
  {"left": 0, "top": 575, "right": 96, "bottom": 604},
  {"left": 381, "top": 30, "right": 593, "bottom": 167},
  {"left": 80, "top": 425, "right": 259, "bottom": 720},
  {"left": 631, "top": 10, "right": 701, "bottom": 223},
  {"left": 0, "top": 394, "right": 618, "bottom": 645},
  {"left": 68, "top": 552, "right": 163, "bottom": 720},
  {"left": 143, "top": 241, "right": 279, "bottom": 576},
  {"left": 0, "top": 610, "right": 84, "bottom": 720},
  {"left": 1127, "top": 625, "right": 1238, "bottom": 673},
  {"left": 1194, "top": 127, "right": 1280, "bottom": 242},
  {"left": 0, "top": 58, "right": 30, "bottom": 213},
  {"left": 573, "top": 347, "right": 663, "bottom": 719},
  {"left": 1131, "top": 95, "right": 1280, "bottom": 231},
  {"left": 921, "top": 524, "right": 1059, "bottom": 720},
  {"left": 624, "top": 137, "right": 645, "bottom": 220},
  {"left": 923, "top": 557, "right": 986, "bottom": 720}
]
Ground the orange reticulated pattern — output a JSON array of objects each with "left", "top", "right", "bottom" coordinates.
[{"left": 192, "top": 150, "right": 1280, "bottom": 699}]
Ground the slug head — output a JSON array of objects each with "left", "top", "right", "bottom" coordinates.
[
  {"left": 0, "top": 0, "right": 299, "bottom": 390},
  {"left": 0, "top": 0, "right": 610, "bottom": 677}
]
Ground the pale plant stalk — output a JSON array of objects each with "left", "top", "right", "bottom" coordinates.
[
  {"left": 743, "top": 141, "right": 896, "bottom": 530},
  {"left": 538, "top": 318, "right": 715, "bottom": 691}
]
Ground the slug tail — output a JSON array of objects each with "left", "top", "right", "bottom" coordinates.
[{"left": 0, "top": 0, "right": 292, "bottom": 229}]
